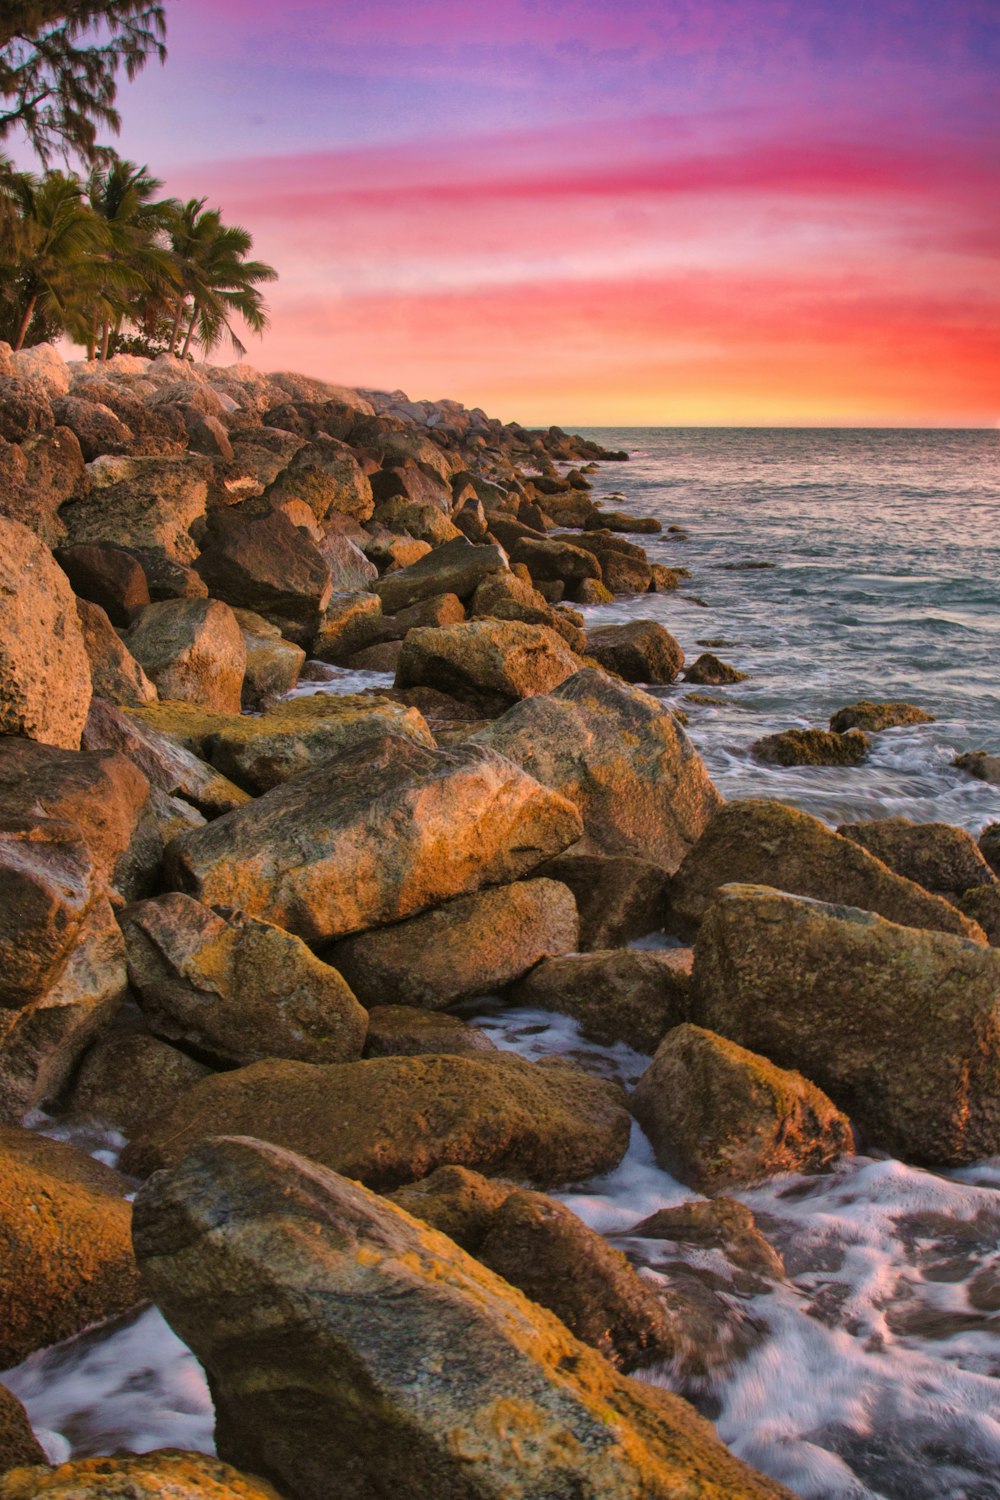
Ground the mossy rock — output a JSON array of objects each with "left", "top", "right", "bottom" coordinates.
[
  {"left": 830, "top": 700, "right": 934, "bottom": 733},
  {"left": 752, "top": 727, "right": 869, "bottom": 766}
]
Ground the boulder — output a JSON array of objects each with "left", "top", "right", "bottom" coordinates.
[
  {"left": 395, "top": 619, "right": 581, "bottom": 710},
  {"left": 82, "top": 699, "right": 250, "bottom": 818},
  {"left": 125, "top": 599, "right": 246, "bottom": 713},
  {"left": 379, "top": 591, "right": 466, "bottom": 638},
  {"left": 0, "top": 428, "right": 84, "bottom": 546},
  {"left": 0, "top": 517, "right": 91, "bottom": 749},
  {"left": 508, "top": 535, "right": 602, "bottom": 588},
  {"left": 837, "top": 816, "right": 998, "bottom": 899},
  {"left": 0, "top": 1452, "right": 283, "bottom": 1498},
  {"left": 364, "top": 534, "right": 432, "bottom": 573},
  {"left": 122, "top": 892, "right": 367, "bottom": 1067},
  {"left": 363, "top": 1006, "right": 497, "bottom": 1058},
  {"left": 194, "top": 507, "right": 333, "bottom": 647},
  {"left": 60, "top": 454, "right": 211, "bottom": 562},
  {"left": 563, "top": 532, "right": 652, "bottom": 594},
  {"left": 473, "top": 670, "right": 722, "bottom": 872},
  {"left": 265, "top": 435, "right": 374, "bottom": 522},
  {"left": 586, "top": 509, "right": 661, "bottom": 535},
  {"left": 76, "top": 598, "right": 158, "bottom": 708},
  {"left": 630, "top": 1023, "right": 852, "bottom": 1192},
  {"left": 585, "top": 620, "right": 684, "bottom": 684},
  {"left": 469, "top": 571, "right": 576, "bottom": 642},
  {"left": 10, "top": 344, "right": 69, "bottom": 396},
  {"left": 627, "top": 1197, "right": 785, "bottom": 1288},
  {"left": 326, "top": 878, "right": 579, "bottom": 1008},
  {"left": 533, "top": 850, "right": 669, "bottom": 949},
  {"left": 954, "top": 751, "right": 1000, "bottom": 787},
  {"left": 126, "top": 546, "right": 209, "bottom": 601},
  {"left": 316, "top": 530, "right": 378, "bottom": 591},
  {"left": 959, "top": 886, "right": 1000, "bottom": 946},
  {"left": 667, "top": 799, "right": 985, "bottom": 942},
  {"left": 312, "top": 590, "right": 383, "bottom": 662},
  {"left": 165, "top": 736, "right": 583, "bottom": 943},
  {"left": 510, "top": 948, "right": 693, "bottom": 1055},
  {"left": 752, "top": 727, "right": 869, "bottom": 766},
  {"left": 0, "top": 1385, "right": 46, "bottom": 1473},
  {"left": 374, "top": 536, "right": 508, "bottom": 614},
  {"left": 233, "top": 609, "right": 305, "bottom": 705},
  {"left": 0, "top": 1125, "right": 142, "bottom": 1367},
  {"left": 0, "top": 817, "right": 93, "bottom": 1009},
  {"left": 52, "top": 393, "right": 135, "bottom": 460},
  {"left": 371, "top": 462, "right": 452, "bottom": 513},
  {"left": 124, "top": 1051, "right": 630, "bottom": 1188},
  {"left": 692, "top": 883, "right": 1000, "bottom": 1164},
  {"left": 683, "top": 652, "right": 748, "bottom": 686},
  {"left": 132, "top": 1137, "right": 789, "bottom": 1500},
  {"left": 0, "top": 377, "right": 53, "bottom": 442},
  {"left": 67, "top": 1024, "right": 211, "bottom": 1133},
  {"left": 374, "top": 497, "right": 460, "bottom": 546},
  {"left": 830, "top": 700, "right": 935, "bottom": 733},
  {"left": 980, "top": 822, "right": 1000, "bottom": 874}
]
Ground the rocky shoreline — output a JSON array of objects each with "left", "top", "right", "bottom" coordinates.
[{"left": 1, "top": 344, "right": 999, "bottom": 1498}]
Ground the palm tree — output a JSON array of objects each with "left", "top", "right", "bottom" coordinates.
[
  {"left": 86, "top": 155, "right": 178, "bottom": 358},
  {"left": 167, "top": 197, "right": 276, "bottom": 360},
  {"left": 0, "top": 169, "right": 109, "bottom": 348}
]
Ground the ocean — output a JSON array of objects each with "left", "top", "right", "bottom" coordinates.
[{"left": 8, "top": 427, "right": 1000, "bottom": 1500}]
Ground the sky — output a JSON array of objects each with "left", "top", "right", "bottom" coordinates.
[{"left": 90, "top": 0, "right": 1000, "bottom": 424}]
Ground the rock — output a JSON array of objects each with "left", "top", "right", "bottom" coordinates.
[
  {"left": 189, "top": 412, "right": 235, "bottom": 461},
  {"left": 954, "top": 751, "right": 1000, "bottom": 787},
  {"left": 380, "top": 591, "right": 467, "bottom": 639},
  {"left": 265, "top": 435, "right": 374, "bottom": 522},
  {"left": 132, "top": 1137, "right": 789, "bottom": 1500},
  {"left": 585, "top": 621, "right": 683, "bottom": 684},
  {"left": 364, "top": 534, "right": 431, "bottom": 572},
  {"left": 375, "top": 497, "right": 460, "bottom": 546},
  {"left": 0, "top": 518, "right": 92, "bottom": 749},
  {"left": 958, "top": 885, "right": 1000, "bottom": 946},
  {"left": 124, "top": 1051, "right": 630, "bottom": 1187},
  {"left": 830, "top": 700, "right": 935, "bottom": 733},
  {"left": 0, "top": 1125, "right": 142, "bottom": 1367},
  {"left": 364, "top": 1005, "right": 497, "bottom": 1057},
  {"left": 508, "top": 535, "right": 602, "bottom": 590},
  {"left": 327, "top": 878, "right": 579, "bottom": 1008},
  {"left": 316, "top": 530, "right": 378, "bottom": 591},
  {"left": 312, "top": 590, "right": 383, "bottom": 663},
  {"left": 667, "top": 798, "right": 985, "bottom": 942},
  {"left": 125, "top": 599, "right": 246, "bottom": 713},
  {"left": 122, "top": 892, "right": 367, "bottom": 1067},
  {"left": 11, "top": 344, "right": 69, "bottom": 396},
  {"left": 395, "top": 619, "right": 581, "bottom": 710},
  {"left": 837, "top": 816, "right": 998, "bottom": 899},
  {"left": 76, "top": 598, "right": 158, "bottom": 707},
  {"left": 649, "top": 565, "right": 687, "bottom": 592},
  {"left": 60, "top": 455, "right": 210, "bottom": 562},
  {"left": 126, "top": 546, "right": 209, "bottom": 601},
  {"left": 82, "top": 699, "right": 250, "bottom": 818},
  {"left": 0, "top": 1452, "right": 283, "bottom": 1498},
  {"left": 510, "top": 948, "right": 693, "bottom": 1055},
  {"left": 67, "top": 1024, "right": 211, "bottom": 1133},
  {"left": 0, "top": 378, "right": 53, "bottom": 442},
  {"left": 0, "top": 817, "right": 93, "bottom": 1009},
  {"left": 54, "top": 543, "right": 150, "bottom": 625},
  {"left": 684, "top": 653, "right": 748, "bottom": 686},
  {"left": 564, "top": 532, "right": 653, "bottom": 594},
  {"left": 0, "top": 736, "right": 160, "bottom": 902},
  {"left": 586, "top": 509, "right": 661, "bottom": 535},
  {"left": 166, "top": 736, "right": 583, "bottom": 943},
  {"left": 692, "top": 883, "right": 1000, "bottom": 1164},
  {"left": 234, "top": 609, "right": 305, "bottom": 705},
  {"left": 631, "top": 1023, "right": 852, "bottom": 1192},
  {"left": 371, "top": 463, "right": 452, "bottom": 514},
  {"left": 374, "top": 536, "right": 509, "bottom": 614},
  {"left": 194, "top": 507, "right": 333, "bottom": 647},
  {"left": 197, "top": 692, "right": 432, "bottom": 793},
  {"left": 575, "top": 577, "right": 614, "bottom": 604},
  {"left": 345, "top": 640, "right": 402, "bottom": 671},
  {"left": 52, "top": 393, "right": 134, "bottom": 460},
  {"left": 0, "top": 1384, "right": 46, "bottom": 1473},
  {"left": 386, "top": 1162, "right": 513, "bottom": 1248},
  {"left": 473, "top": 670, "right": 722, "bottom": 872},
  {"left": 980, "top": 823, "right": 1000, "bottom": 874},
  {"left": 752, "top": 727, "right": 869, "bottom": 766},
  {"left": 627, "top": 1197, "right": 785, "bottom": 1286},
  {"left": 534, "top": 849, "right": 669, "bottom": 948},
  {"left": 0, "top": 428, "right": 83, "bottom": 546}
]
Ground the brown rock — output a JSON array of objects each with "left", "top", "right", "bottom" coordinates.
[
  {"left": 838, "top": 816, "right": 998, "bottom": 899},
  {"left": 0, "top": 378, "right": 53, "bottom": 442},
  {"left": 125, "top": 599, "right": 246, "bottom": 713},
  {"left": 830, "top": 700, "right": 935, "bottom": 733},
  {"left": 312, "top": 590, "right": 383, "bottom": 663},
  {"left": 83, "top": 699, "right": 250, "bottom": 818},
  {"left": 265, "top": 434, "right": 374, "bottom": 522},
  {"left": 510, "top": 948, "right": 693, "bottom": 1055},
  {"left": 60, "top": 454, "right": 210, "bottom": 562},
  {"left": 0, "top": 1385, "right": 46, "bottom": 1474},
  {"left": 379, "top": 591, "right": 466, "bottom": 638},
  {"left": 752, "top": 727, "right": 869, "bottom": 766},
  {"left": 0, "top": 817, "right": 92, "bottom": 1009},
  {"left": 0, "top": 1451, "right": 283, "bottom": 1499},
  {"left": 562, "top": 532, "right": 652, "bottom": 594},
  {"left": 684, "top": 652, "right": 748, "bottom": 686},
  {"left": 586, "top": 620, "right": 684, "bottom": 684},
  {"left": 194, "top": 507, "right": 333, "bottom": 647},
  {"left": 395, "top": 619, "right": 581, "bottom": 709},
  {"left": 76, "top": 598, "right": 158, "bottom": 708},
  {"left": 508, "top": 535, "right": 602, "bottom": 588},
  {"left": 980, "top": 822, "right": 1000, "bottom": 874},
  {"left": 363, "top": 1005, "right": 497, "bottom": 1058},
  {"left": 55, "top": 542, "right": 150, "bottom": 625},
  {"left": 233, "top": 609, "right": 305, "bottom": 706},
  {"left": 958, "top": 885, "right": 1000, "bottom": 945},
  {"left": 534, "top": 849, "right": 669, "bottom": 949},
  {"left": 374, "top": 536, "right": 509, "bottom": 614},
  {"left": 628, "top": 1197, "right": 785, "bottom": 1285},
  {"left": 67, "top": 1023, "right": 211, "bottom": 1133},
  {"left": 316, "top": 530, "right": 378, "bottom": 591},
  {"left": 954, "top": 751, "right": 1000, "bottom": 787}
]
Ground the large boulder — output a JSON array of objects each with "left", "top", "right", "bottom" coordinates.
[
  {"left": 374, "top": 536, "right": 509, "bottom": 614},
  {"left": 165, "top": 736, "right": 582, "bottom": 943},
  {"left": 67, "top": 1025, "right": 211, "bottom": 1134},
  {"left": 76, "top": 599, "right": 158, "bottom": 708},
  {"left": 233, "top": 609, "right": 305, "bottom": 706},
  {"left": 264, "top": 434, "right": 374, "bottom": 522},
  {"left": 837, "top": 816, "right": 998, "bottom": 900},
  {"left": 0, "top": 817, "right": 93, "bottom": 1010},
  {"left": 364, "top": 1006, "right": 498, "bottom": 1059},
  {"left": 0, "top": 517, "right": 92, "bottom": 749},
  {"left": 955, "top": 750, "right": 1000, "bottom": 786},
  {"left": 327, "top": 878, "right": 579, "bottom": 1008},
  {"left": 60, "top": 454, "right": 211, "bottom": 562},
  {"left": 562, "top": 532, "right": 653, "bottom": 594},
  {"left": 132, "top": 1137, "right": 789, "bottom": 1500},
  {"left": 585, "top": 620, "right": 684, "bottom": 684},
  {"left": 316, "top": 530, "right": 378, "bottom": 591},
  {"left": 10, "top": 344, "right": 69, "bottom": 396},
  {"left": 123, "top": 1052, "right": 630, "bottom": 1188},
  {"left": 125, "top": 599, "right": 246, "bottom": 713},
  {"left": 0, "top": 1452, "right": 284, "bottom": 1498},
  {"left": 82, "top": 698, "right": 250, "bottom": 818},
  {"left": 395, "top": 619, "right": 581, "bottom": 710},
  {"left": 194, "top": 507, "right": 333, "bottom": 647},
  {"left": 667, "top": 799, "right": 985, "bottom": 942},
  {"left": 54, "top": 542, "right": 150, "bottom": 625},
  {"left": 630, "top": 1023, "right": 852, "bottom": 1192},
  {"left": 533, "top": 849, "right": 669, "bottom": 949},
  {"left": 51, "top": 391, "right": 135, "bottom": 460},
  {"left": 311, "top": 590, "right": 383, "bottom": 663},
  {"left": 473, "top": 670, "right": 722, "bottom": 873},
  {"left": 0, "top": 377, "right": 53, "bottom": 442},
  {"left": 0, "top": 1125, "right": 142, "bottom": 1367},
  {"left": 692, "top": 883, "right": 1000, "bottom": 1164},
  {"left": 510, "top": 948, "right": 693, "bottom": 1055},
  {"left": 0, "top": 428, "right": 84, "bottom": 547},
  {"left": 121, "top": 892, "right": 367, "bottom": 1066},
  {"left": 508, "top": 535, "right": 602, "bottom": 589}
]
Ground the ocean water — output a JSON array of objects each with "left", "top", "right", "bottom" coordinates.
[{"left": 7, "top": 427, "right": 1000, "bottom": 1500}]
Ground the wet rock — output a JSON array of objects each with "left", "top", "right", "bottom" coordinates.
[
  {"left": 68, "top": 1024, "right": 211, "bottom": 1133},
  {"left": 668, "top": 799, "right": 985, "bottom": 941},
  {"left": 194, "top": 507, "right": 333, "bottom": 647},
  {"left": 954, "top": 750, "right": 1000, "bottom": 787},
  {"left": 683, "top": 652, "right": 748, "bottom": 686},
  {"left": 649, "top": 564, "right": 686, "bottom": 593},
  {"left": 125, "top": 599, "right": 246, "bottom": 713},
  {"left": 76, "top": 598, "right": 158, "bottom": 708},
  {"left": 54, "top": 542, "right": 150, "bottom": 625},
  {"left": 838, "top": 816, "right": 998, "bottom": 899},
  {"left": 0, "top": 1384, "right": 46, "bottom": 1473},
  {"left": 533, "top": 849, "right": 670, "bottom": 948},
  {"left": 627, "top": 1197, "right": 785, "bottom": 1286},
  {"left": 830, "top": 700, "right": 935, "bottom": 733},
  {"left": 374, "top": 536, "right": 509, "bottom": 613},
  {"left": 395, "top": 619, "right": 581, "bottom": 709},
  {"left": 82, "top": 699, "right": 250, "bottom": 818},
  {"left": 0, "top": 1125, "right": 142, "bottom": 1367},
  {"left": 60, "top": 454, "right": 210, "bottom": 562},
  {"left": 316, "top": 530, "right": 378, "bottom": 591},
  {"left": 327, "top": 878, "right": 579, "bottom": 1008},
  {"left": 386, "top": 1162, "right": 512, "bottom": 1248},
  {"left": 585, "top": 620, "right": 684, "bottom": 684},
  {"left": 265, "top": 434, "right": 374, "bottom": 522},
  {"left": 0, "top": 1451, "right": 284, "bottom": 1498},
  {"left": 473, "top": 669, "right": 722, "bottom": 872},
  {"left": 631, "top": 1023, "right": 852, "bottom": 1193},
  {"left": 311, "top": 590, "right": 383, "bottom": 662},
  {"left": 509, "top": 948, "right": 693, "bottom": 1055},
  {"left": 692, "top": 883, "right": 1000, "bottom": 1165},
  {"left": 165, "top": 736, "right": 583, "bottom": 943},
  {"left": 0, "top": 517, "right": 92, "bottom": 749},
  {"left": 575, "top": 577, "right": 614, "bottom": 604},
  {"left": 122, "top": 892, "right": 367, "bottom": 1067},
  {"left": 124, "top": 1051, "right": 630, "bottom": 1187},
  {"left": 233, "top": 609, "right": 305, "bottom": 706},
  {"left": 363, "top": 1006, "right": 497, "bottom": 1058},
  {"left": 132, "top": 1137, "right": 788, "bottom": 1500},
  {"left": 752, "top": 727, "right": 869, "bottom": 766}
]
